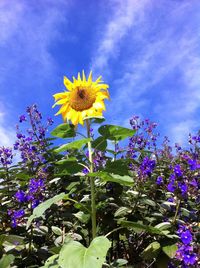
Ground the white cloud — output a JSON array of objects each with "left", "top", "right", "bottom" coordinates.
[
  {"left": 91, "top": 0, "right": 149, "bottom": 74},
  {"left": 91, "top": 0, "right": 200, "bottom": 144},
  {"left": 0, "top": 0, "right": 70, "bottom": 87},
  {"left": 0, "top": 103, "right": 16, "bottom": 147}
]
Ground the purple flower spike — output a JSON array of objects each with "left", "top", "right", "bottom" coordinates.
[{"left": 15, "top": 190, "right": 27, "bottom": 202}]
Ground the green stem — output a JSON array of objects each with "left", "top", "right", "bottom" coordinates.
[
  {"left": 86, "top": 119, "right": 96, "bottom": 239},
  {"left": 173, "top": 199, "right": 181, "bottom": 224}
]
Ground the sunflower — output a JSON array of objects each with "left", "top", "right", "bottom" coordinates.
[{"left": 53, "top": 71, "right": 110, "bottom": 125}]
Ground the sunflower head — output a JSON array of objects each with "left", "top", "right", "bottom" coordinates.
[{"left": 53, "top": 71, "right": 110, "bottom": 125}]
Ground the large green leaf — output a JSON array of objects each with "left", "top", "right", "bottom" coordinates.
[
  {"left": 162, "top": 244, "right": 178, "bottom": 258},
  {"left": 27, "top": 193, "right": 66, "bottom": 229},
  {"left": 55, "top": 138, "right": 91, "bottom": 153},
  {"left": 0, "top": 254, "right": 15, "bottom": 268},
  {"left": 92, "top": 136, "right": 107, "bottom": 151},
  {"left": 104, "top": 159, "right": 130, "bottom": 176},
  {"left": 58, "top": 236, "right": 111, "bottom": 268},
  {"left": 41, "top": 254, "right": 60, "bottom": 268},
  {"left": 88, "top": 172, "right": 133, "bottom": 186},
  {"left": 51, "top": 124, "right": 76, "bottom": 138},
  {"left": 141, "top": 241, "right": 161, "bottom": 260},
  {"left": 98, "top": 125, "right": 136, "bottom": 141},
  {"left": 55, "top": 158, "right": 83, "bottom": 174}
]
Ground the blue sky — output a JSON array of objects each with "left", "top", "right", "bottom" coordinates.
[{"left": 0, "top": 0, "right": 200, "bottom": 147}]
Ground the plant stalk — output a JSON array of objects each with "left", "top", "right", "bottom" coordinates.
[{"left": 86, "top": 119, "right": 96, "bottom": 239}]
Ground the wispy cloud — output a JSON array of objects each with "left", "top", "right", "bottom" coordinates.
[
  {"left": 0, "top": 0, "right": 71, "bottom": 146},
  {"left": 91, "top": 0, "right": 149, "bottom": 74},
  {"left": 0, "top": 103, "right": 16, "bottom": 147},
  {"left": 91, "top": 0, "right": 200, "bottom": 144}
]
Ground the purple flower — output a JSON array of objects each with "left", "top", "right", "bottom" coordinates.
[
  {"left": 174, "top": 164, "right": 183, "bottom": 177},
  {"left": 167, "top": 182, "right": 175, "bottom": 192},
  {"left": 180, "top": 230, "right": 193, "bottom": 245},
  {"left": 178, "top": 183, "right": 188, "bottom": 196},
  {"left": 19, "top": 114, "right": 26, "bottom": 123},
  {"left": 188, "top": 159, "right": 200, "bottom": 170},
  {"left": 28, "top": 178, "right": 45, "bottom": 194},
  {"left": 156, "top": 176, "right": 163, "bottom": 185},
  {"left": 82, "top": 168, "right": 89, "bottom": 174},
  {"left": 15, "top": 190, "right": 27, "bottom": 202},
  {"left": 139, "top": 156, "right": 156, "bottom": 177},
  {"left": 183, "top": 253, "right": 197, "bottom": 265},
  {"left": 10, "top": 209, "right": 25, "bottom": 228},
  {"left": 47, "top": 117, "right": 54, "bottom": 126},
  {"left": 32, "top": 199, "right": 40, "bottom": 209},
  {"left": 0, "top": 147, "right": 13, "bottom": 166}
]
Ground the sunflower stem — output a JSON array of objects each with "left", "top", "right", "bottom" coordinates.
[{"left": 86, "top": 119, "right": 96, "bottom": 239}]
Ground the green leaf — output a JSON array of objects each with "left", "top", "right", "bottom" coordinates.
[
  {"left": 162, "top": 244, "right": 178, "bottom": 258},
  {"left": 0, "top": 254, "right": 15, "bottom": 268},
  {"left": 111, "top": 259, "right": 128, "bottom": 267},
  {"left": 55, "top": 138, "right": 91, "bottom": 153},
  {"left": 27, "top": 193, "right": 66, "bottom": 229},
  {"left": 55, "top": 158, "right": 83, "bottom": 175},
  {"left": 141, "top": 241, "right": 161, "bottom": 260},
  {"left": 114, "top": 207, "right": 131, "bottom": 217},
  {"left": 58, "top": 236, "right": 111, "bottom": 268},
  {"left": 41, "top": 254, "right": 60, "bottom": 268},
  {"left": 3, "top": 235, "right": 24, "bottom": 245},
  {"left": 154, "top": 222, "right": 171, "bottom": 231},
  {"left": 141, "top": 198, "right": 156, "bottom": 207},
  {"left": 98, "top": 125, "right": 136, "bottom": 141},
  {"left": 92, "top": 136, "right": 107, "bottom": 151},
  {"left": 88, "top": 172, "right": 133, "bottom": 186},
  {"left": 51, "top": 124, "right": 76, "bottom": 138},
  {"left": 118, "top": 221, "right": 166, "bottom": 235},
  {"left": 52, "top": 226, "right": 63, "bottom": 236},
  {"left": 73, "top": 211, "right": 90, "bottom": 223},
  {"left": 104, "top": 159, "right": 130, "bottom": 176}
]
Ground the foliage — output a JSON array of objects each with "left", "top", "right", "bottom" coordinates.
[{"left": 0, "top": 106, "right": 199, "bottom": 267}]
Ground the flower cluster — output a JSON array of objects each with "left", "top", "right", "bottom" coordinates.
[
  {"left": 175, "top": 226, "right": 198, "bottom": 267},
  {"left": 138, "top": 156, "right": 156, "bottom": 178},
  {"left": 128, "top": 116, "right": 159, "bottom": 159},
  {"left": 14, "top": 104, "right": 53, "bottom": 167},
  {"left": 0, "top": 147, "right": 13, "bottom": 167},
  {"left": 8, "top": 105, "right": 53, "bottom": 227}
]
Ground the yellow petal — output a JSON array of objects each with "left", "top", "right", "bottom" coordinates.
[
  {"left": 64, "top": 76, "right": 73, "bottom": 91},
  {"left": 88, "top": 71, "right": 92, "bottom": 83},
  {"left": 96, "top": 91, "right": 110, "bottom": 100},
  {"left": 55, "top": 104, "right": 70, "bottom": 115},
  {"left": 82, "top": 70, "right": 86, "bottom": 82},
  {"left": 93, "top": 101, "right": 106, "bottom": 110},
  {"left": 53, "top": 92, "right": 69, "bottom": 101},
  {"left": 95, "top": 76, "right": 102, "bottom": 84},
  {"left": 52, "top": 98, "right": 68, "bottom": 108},
  {"left": 71, "top": 111, "right": 80, "bottom": 125}
]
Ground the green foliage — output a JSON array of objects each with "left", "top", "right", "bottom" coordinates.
[
  {"left": 0, "top": 254, "right": 15, "bottom": 268},
  {"left": 27, "top": 193, "right": 66, "bottom": 228},
  {"left": 54, "top": 138, "right": 91, "bottom": 153},
  {"left": 58, "top": 236, "right": 111, "bottom": 268},
  {"left": 98, "top": 124, "right": 136, "bottom": 141},
  {"left": 51, "top": 124, "right": 76, "bottom": 138}
]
